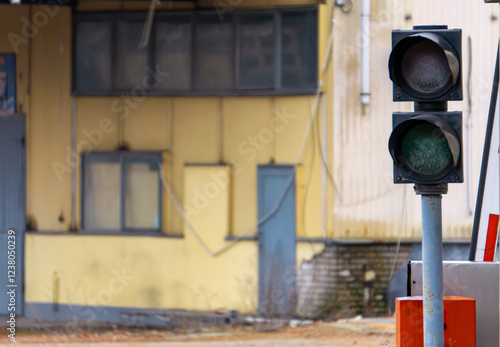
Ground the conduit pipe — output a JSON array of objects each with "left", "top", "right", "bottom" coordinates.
[
  {"left": 322, "top": 94, "right": 327, "bottom": 239},
  {"left": 71, "top": 97, "right": 76, "bottom": 230},
  {"left": 360, "top": 0, "right": 371, "bottom": 106}
]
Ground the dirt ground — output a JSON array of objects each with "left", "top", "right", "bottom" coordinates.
[{"left": 0, "top": 318, "right": 396, "bottom": 346}]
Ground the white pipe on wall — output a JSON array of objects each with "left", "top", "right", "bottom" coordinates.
[
  {"left": 360, "top": 0, "right": 371, "bottom": 106},
  {"left": 71, "top": 96, "right": 76, "bottom": 230},
  {"left": 322, "top": 94, "right": 327, "bottom": 239}
]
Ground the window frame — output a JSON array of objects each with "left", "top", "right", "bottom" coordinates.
[
  {"left": 80, "top": 151, "right": 163, "bottom": 234},
  {"left": 72, "top": 6, "right": 318, "bottom": 96}
]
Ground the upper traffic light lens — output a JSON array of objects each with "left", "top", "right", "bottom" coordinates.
[
  {"left": 401, "top": 123, "right": 453, "bottom": 175},
  {"left": 401, "top": 41, "right": 451, "bottom": 94}
]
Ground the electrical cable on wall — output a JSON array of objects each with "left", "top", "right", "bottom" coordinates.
[
  {"left": 389, "top": 186, "right": 407, "bottom": 281},
  {"left": 159, "top": 18, "right": 339, "bottom": 257},
  {"left": 300, "top": 18, "right": 336, "bottom": 239},
  {"left": 300, "top": 95, "right": 316, "bottom": 238},
  {"left": 159, "top": 163, "right": 294, "bottom": 257}
]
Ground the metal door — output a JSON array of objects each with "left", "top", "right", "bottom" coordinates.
[
  {"left": 0, "top": 114, "right": 25, "bottom": 314},
  {"left": 258, "top": 165, "right": 296, "bottom": 317}
]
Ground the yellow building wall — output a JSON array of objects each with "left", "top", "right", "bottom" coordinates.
[
  {"left": 2, "top": 1, "right": 331, "bottom": 312},
  {"left": 30, "top": 6, "right": 73, "bottom": 231},
  {"left": 25, "top": 234, "right": 258, "bottom": 312},
  {"left": 12, "top": 1, "right": 329, "bottom": 236}
]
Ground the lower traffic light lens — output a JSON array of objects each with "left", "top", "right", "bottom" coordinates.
[
  {"left": 401, "top": 123, "right": 452, "bottom": 175},
  {"left": 401, "top": 41, "right": 451, "bottom": 94}
]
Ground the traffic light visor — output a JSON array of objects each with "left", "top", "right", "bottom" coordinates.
[
  {"left": 389, "top": 33, "right": 460, "bottom": 100},
  {"left": 389, "top": 114, "right": 461, "bottom": 182}
]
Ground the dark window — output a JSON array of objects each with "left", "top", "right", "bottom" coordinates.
[
  {"left": 281, "top": 10, "right": 318, "bottom": 89},
  {"left": 82, "top": 152, "right": 162, "bottom": 232},
  {"left": 115, "top": 20, "right": 149, "bottom": 90},
  {"left": 74, "top": 21, "right": 112, "bottom": 91},
  {"left": 73, "top": 7, "right": 318, "bottom": 95},
  {"left": 194, "top": 14, "right": 234, "bottom": 90},
  {"left": 237, "top": 13, "right": 275, "bottom": 89},
  {"left": 155, "top": 16, "right": 192, "bottom": 90}
]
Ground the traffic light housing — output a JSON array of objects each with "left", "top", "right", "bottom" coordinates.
[
  {"left": 388, "top": 25, "right": 463, "bottom": 185},
  {"left": 389, "top": 112, "right": 463, "bottom": 184},
  {"left": 389, "top": 27, "right": 462, "bottom": 102}
]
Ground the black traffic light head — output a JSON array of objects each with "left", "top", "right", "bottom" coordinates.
[
  {"left": 389, "top": 112, "right": 463, "bottom": 184},
  {"left": 389, "top": 25, "right": 462, "bottom": 102}
]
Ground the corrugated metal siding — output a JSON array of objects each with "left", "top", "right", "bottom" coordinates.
[{"left": 330, "top": 0, "right": 499, "bottom": 240}]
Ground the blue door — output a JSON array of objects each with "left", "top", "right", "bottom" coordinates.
[
  {"left": 258, "top": 165, "right": 296, "bottom": 317},
  {"left": 0, "top": 115, "right": 25, "bottom": 314}
]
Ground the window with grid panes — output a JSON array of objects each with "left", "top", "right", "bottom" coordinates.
[{"left": 73, "top": 8, "right": 318, "bottom": 95}]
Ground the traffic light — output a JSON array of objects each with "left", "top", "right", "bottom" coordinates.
[
  {"left": 388, "top": 25, "right": 463, "bottom": 184},
  {"left": 389, "top": 112, "right": 462, "bottom": 184},
  {"left": 389, "top": 27, "right": 462, "bottom": 102}
]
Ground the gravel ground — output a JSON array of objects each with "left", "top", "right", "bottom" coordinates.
[
  {"left": 2, "top": 338, "right": 394, "bottom": 346},
  {"left": 0, "top": 317, "right": 396, "bottom": 346}
]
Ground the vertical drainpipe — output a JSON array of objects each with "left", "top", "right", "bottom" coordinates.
[
  {"left": 360, "top": 0, "right": 371, "bottom": 107},
  {"left": 71, "top": 97, "right": 76, "bottom": 230},
  {"left": 322, "top": 94, "right": 327, "bottom": 239}
]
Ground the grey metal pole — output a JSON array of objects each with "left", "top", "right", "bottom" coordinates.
[{"left": 416, "top": 184, "right": 447, "bottom": 347}]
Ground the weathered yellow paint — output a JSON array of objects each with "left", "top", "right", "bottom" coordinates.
[
  {"left": 297, "top": 242, "right": 325, "bottom": 269},
  {"left": 4, "top": 1, "right": 330, "bottom": 237},
  {"left": 76, "top": 97, "right": 121, "bottom": 151},
  {"left": 122, "top": 98, "right": 171, "bottom": 151},
  {"left": 25, "top": 233, "right": 258, "bottom": 312},
  {"left": 221, "top": 97, "right": 273, "bottom": 235},
  {"left": 184, "top": 165, "right": 230, "bottom": 251},
  {"left": 26, "top": 6, "right": 72, "bottom": 231},
  {"left": 64, "top": 93, "right": 327, "bottom": 238}
]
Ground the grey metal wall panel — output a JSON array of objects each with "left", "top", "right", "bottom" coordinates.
[
  {"left": 0, "top": 114, "right": 26, "bottom": 315},
  {"left": 410, "top": 261, "right": 499, "bottom": 347}
]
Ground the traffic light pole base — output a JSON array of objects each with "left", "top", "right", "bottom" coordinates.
[{"left": 415, "top": 183, "right": 447, "bottom": 347}]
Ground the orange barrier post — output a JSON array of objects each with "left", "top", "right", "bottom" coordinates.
[{"left": 396, "top": 296, "right": 476, "bottom": 346}]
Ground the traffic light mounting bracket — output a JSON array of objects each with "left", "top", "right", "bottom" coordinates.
[{"left": 414, "top": 183, "right": 448, "bottom": 196}]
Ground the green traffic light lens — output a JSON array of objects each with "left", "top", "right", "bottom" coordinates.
[
  {"left": 401, "top": 123, "right": 453, "bottom": 175},
  {"left": 401, "top": 41, "right": 451, "bottom": 94}
]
